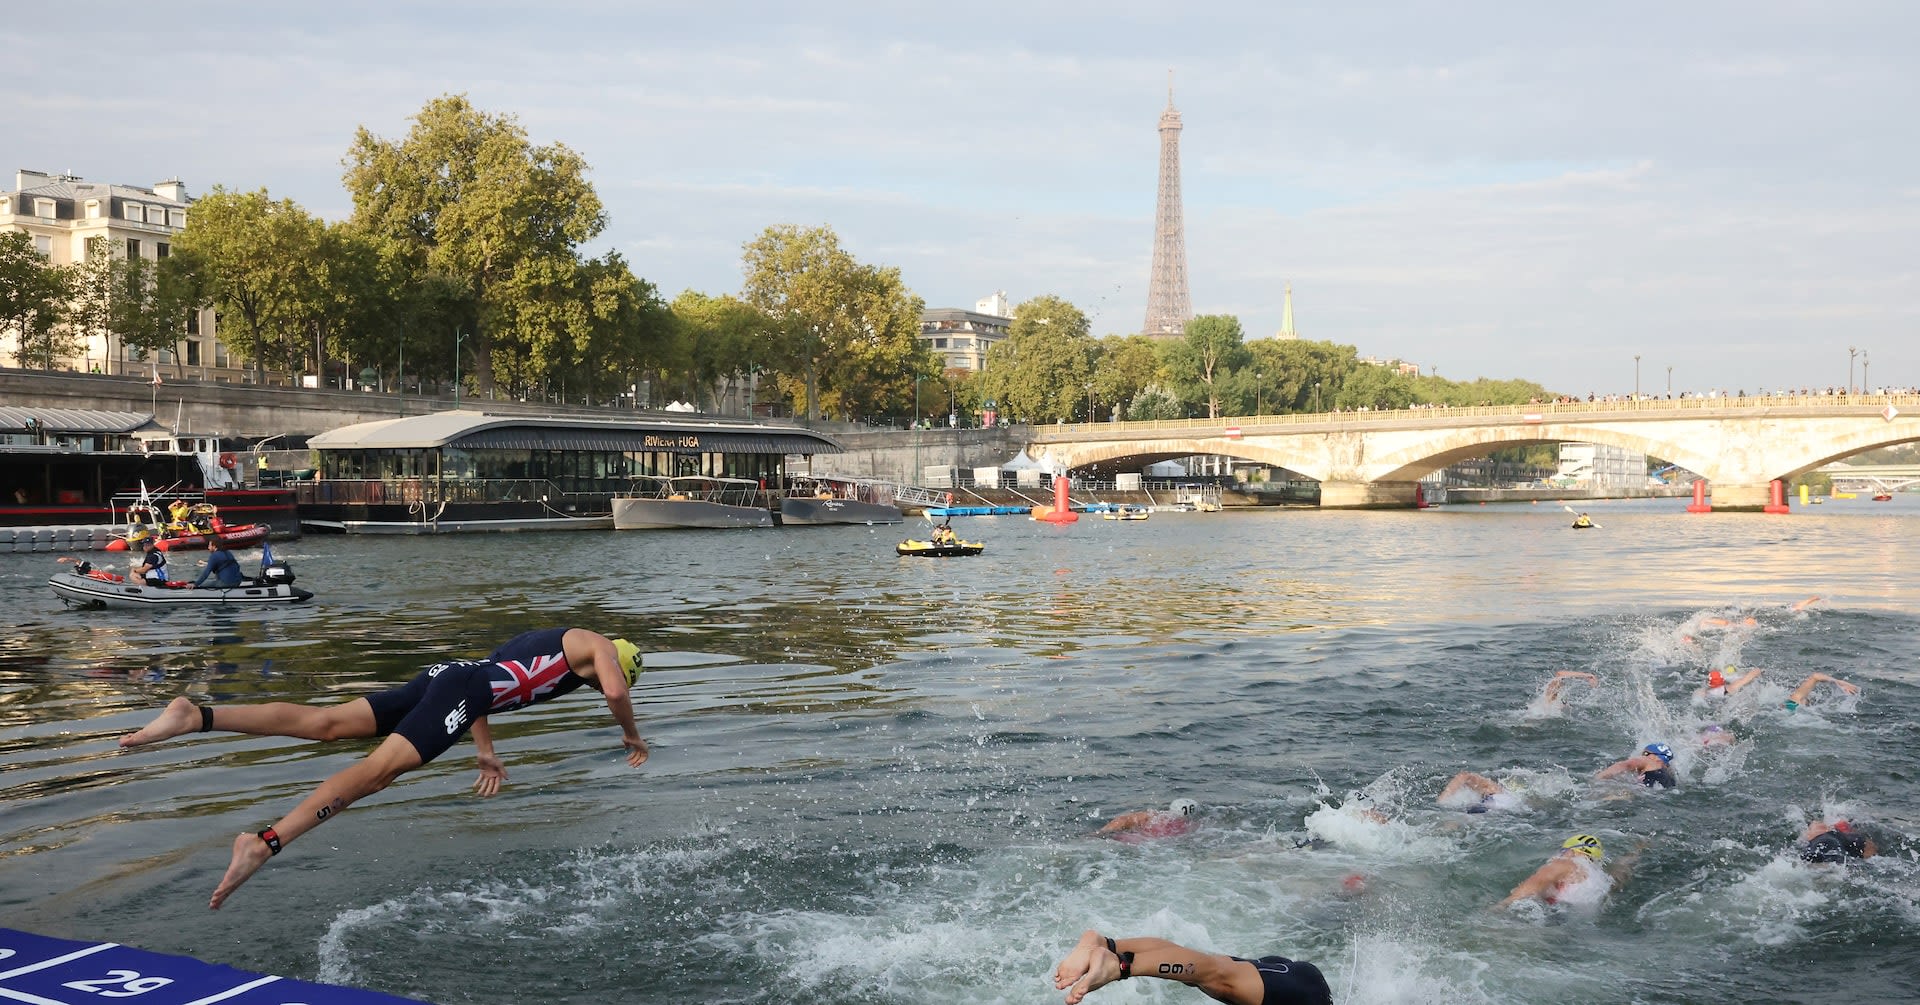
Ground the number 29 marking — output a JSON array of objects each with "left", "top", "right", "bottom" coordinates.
[{"left": 61, "top": 970, "right": 175, "bottom": 997}]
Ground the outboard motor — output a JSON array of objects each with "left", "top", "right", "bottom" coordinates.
[{"left": 260, "top": 561, "right": 295, "bottom": 585}]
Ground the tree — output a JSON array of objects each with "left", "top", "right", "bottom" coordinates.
[
  {"left": 739, "top": 224, "right": 924, "bottom": 421},
  {"left": 1337, "top": 363, "right": 1416, "bottom": 410},
  {"left": 0, "top": 232, "right": 73, "bottom": 369},
  {"left": 1165, "top": 314, "right": 1251, "bottom": 418},
  {"left": 1093, "top": 334, "right": 1169, "bottom": 422},
  {"left": 670, "top": 290, "right": 770, "bottom": 411},
  {"left": 344, "top": 93, "right": 606, "bottom": 398},
  {"left": 978, "top": 295, "right": 1095, "bottom": 422},
  {"left": 1247, "top": 338, "right": 1359, "bottom": 413},
  {"left": 170, "top": 188, "right": 334, "bottom": 384}
]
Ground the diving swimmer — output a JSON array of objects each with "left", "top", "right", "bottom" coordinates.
[
  {"left": 118, "top": 627, "right": 649, "bottom": 909},
  {"left": 1054, "top": 929, "right": 1331, "bottom": 1005}
]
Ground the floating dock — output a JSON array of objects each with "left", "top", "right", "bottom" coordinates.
[{"left": 0, "top": 928, "right": 431, "bottom": 1004}]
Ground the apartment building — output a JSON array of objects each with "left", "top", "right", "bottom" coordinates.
[
  {"left": 0, "top": 168, "right": 232, "bottom": 378},
  {"left": 917, "top": 291, "right": 1012, "bottom": 372}
]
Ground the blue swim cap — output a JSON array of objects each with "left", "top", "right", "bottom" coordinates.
[{"left": 1644, "top": 742, "right": 1674, "bottom": 764}]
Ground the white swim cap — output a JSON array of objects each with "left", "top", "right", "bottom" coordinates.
[{"left": 1170, "top": 799, "right": 1198, "bottom": 817}]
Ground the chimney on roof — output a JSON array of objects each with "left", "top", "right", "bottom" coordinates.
[{"left": 153, "top": 179, "right": 187, "bottom": 202}]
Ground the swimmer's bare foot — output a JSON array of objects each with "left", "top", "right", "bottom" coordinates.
[
  {"left": 210, "top": 830, "right": 272, "bottom": 910},
  {"left": 1063, "top": 943, "right": 1122, "bottom": 1004},
  {"left": 120, "top": 696, "right": 202, "bottom": 748}
]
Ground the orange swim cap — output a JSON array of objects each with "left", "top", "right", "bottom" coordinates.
[{"left": 1708, "top": 669, "right": 1727, "bottom": 688}]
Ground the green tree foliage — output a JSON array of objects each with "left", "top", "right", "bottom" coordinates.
[
  {"left": 667, "top": 290, "right": 768, "bottom": 409},
  {"left": 1164, "top": 314, "right": 1251, "bottom": 419},
  {"left": 1336, "top": 363, "right": 1417, "bottom": 410},
  {"left": 1126, "top": 382, "right": 1185, "bottom": 420},
  {"left": 1093, "top": 334, "right": 1170, "bottom": 422},
  {"left": 344, "top": 93, "right": 606, "bottom": 398},
  {"left": 0, "top": 232, "right": 72, "bottom": 369},
  {"left": 1246, "top": 339, "right": 1358, "bottom": 413},
  {"left": 739, "top": 224, "right": 924, "bottom": 421},
  {"left": 978, "top": 295, "right": 1095, "bottom": 423},
  {"left": 170, "top": 188, "right": 334, "bottom": 383}
]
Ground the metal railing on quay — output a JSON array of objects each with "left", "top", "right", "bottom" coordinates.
[{"left": 291, "top": 478, "right": 620, "bottom": 508}]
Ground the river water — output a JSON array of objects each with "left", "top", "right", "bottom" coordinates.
[{"left": 2, "top": 497, "right": 1916, "bottom": 1004}]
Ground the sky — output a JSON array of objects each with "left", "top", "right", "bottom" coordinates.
[{"left": 8, "top": 1, "right": 1916, "bottom": 396}]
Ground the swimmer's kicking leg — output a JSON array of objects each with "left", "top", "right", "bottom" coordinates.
[
  {"left": 121, "top": 695, "right": 377, "bottom": 747},
  {"left": 210, "top": 731, "right": 423, "bottom": 909}
]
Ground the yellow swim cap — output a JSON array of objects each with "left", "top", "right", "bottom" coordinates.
[
  {"left": 1561, "top": 833, "right": 1604, "bottom": 861},
  {"left": 611, "top": 638, "right": 642, "bottom": 687}
]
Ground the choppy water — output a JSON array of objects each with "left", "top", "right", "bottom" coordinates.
[{"left": 2, "top": 497, "right": 1917, "bottom": 1004}]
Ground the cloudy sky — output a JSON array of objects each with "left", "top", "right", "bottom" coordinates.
[{"left": 10, "top": 1, "right": 1915, "bottom": 395}]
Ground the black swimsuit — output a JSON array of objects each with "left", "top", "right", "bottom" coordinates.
[
  {"left": 1799, "top": 831, "right": 1867, "bottom": 863},
  {"left": 1641, "top": 765, "right": 1676, "bottom": 789},
  {"left": 1229, "top": 956, "right": 1332, "bottom": 1005}
]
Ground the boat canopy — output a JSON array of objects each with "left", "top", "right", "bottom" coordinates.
[{"left": 309, "top": 411, "right": 843, "bottom": 456}]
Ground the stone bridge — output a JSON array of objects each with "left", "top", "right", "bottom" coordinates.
[{"left": 1026, "top": 395, "right": 1920, "bottom": 510}]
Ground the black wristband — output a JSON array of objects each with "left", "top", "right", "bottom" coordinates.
[
  {"left": 1105, "top": 938, "right": 1132, "bottom": 980},
  {"left": 199, "top": 704, "right": 214, "bottom": 732},
  {"left": 257, "top": 827, "right": 282, "bottom": 855}
]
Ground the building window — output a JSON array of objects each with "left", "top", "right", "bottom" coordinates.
[
  {"left": 85, "top": 200, "right": 101, "bottom": 219},
  {"left": 33, "top": 235, "right": 51, "bottom": 255},
  {"left": 125, "top": 203, "right": 144, "bottom": 222},
  {"left": 185, "top": 342, "right": 202, "bottom": 366},
  {"left": 34, "top": 199, "right": 55, "bottom": 219},
  {"left": 84, "top": 236, "right": 105, "bottom": 257},
  {"left": 186, "top": 310, "right": 200, "bottom": 335},
  {"left": 127, "top": 238, "right": 142, "bottom": 259},
  {"left": 214, "top": 342, "right": 229, "bottom": 367},
  {"left": 169, "top": 209, "right": 185, "bottom": 227}
]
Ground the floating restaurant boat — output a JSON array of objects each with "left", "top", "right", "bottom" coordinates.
[
  {"left": 1, "top": 407, "right": 298, "bottom": 553},
  {"left": 612, "top": 475, "right": 774, "bottom": 530},
  {"left": 296, "top": 411, "right": 841, "bottom": 535}
]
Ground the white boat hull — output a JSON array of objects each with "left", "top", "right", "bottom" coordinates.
[{"left": 612, "top": 497, "right": 773, "bottom": 530}]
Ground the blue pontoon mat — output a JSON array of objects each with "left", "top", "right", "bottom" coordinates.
[
  {"left": 0, "top": 928, "right": 431, "bottom": 1004},
  {"left": 925, "top": 506, "right": 1031, "bottom": 516}
]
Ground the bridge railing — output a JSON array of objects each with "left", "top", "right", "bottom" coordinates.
[{"left": 1030, "top": 392, "right": 1920, "bottom": 440}]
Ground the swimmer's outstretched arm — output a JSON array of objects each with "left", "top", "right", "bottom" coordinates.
[
  {"left": 1054, "top": 930, "right": 1265, "bottom": 1005},
  {"left": 1594, "top": 757, "right": 1638, "bottom": 780},
  {"left": 470, "top": 717, "right": 507, "bottom": 797},
  {"left": 1096, "top": 810, "right": 1153, "bottom": 835},
  {"left": 1724, "top": 668, "right": 1764, "bottom": 695},
  {"left": 1787, "top": 673, "right": 1860, "bottom": 705},
  {"left": 1495, "top": 859, "right": 1572, "bottom": 909},
  {"left": 1543, "top": 671, "right": 1598, "bottom": 703},
  {"left": 1791, "top": 595, "right": 1821, "bottom": 612}
]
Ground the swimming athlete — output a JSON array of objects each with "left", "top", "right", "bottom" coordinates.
[
  {"left": 1698, "top": 666, "right": 1763, "bottom": 699},
  {"left": 1437, "top": 771, "right": 1521, "bottom": 813},
  {"left": 117, "top": 627, "right": 649, "bottom": 909},
  {"left": 1797, "top": 819, "right": 1877, "bottom": 863},
  {"left": 1595, "top": 743, "right": 1677, "bottom": 788},
  {"left": 1783, "top": 672, "right": 1859, "bottom": 712},
  {"left": 1054, "top": 929, "right": 1332, "bottom": 1005},
  {"left": 1098, "top": 799, "right": 1199, "bottom": 839},
  {"left": 1496, "top": 834, "right": 1615, "bottom": 909}
]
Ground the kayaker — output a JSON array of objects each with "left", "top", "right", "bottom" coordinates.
[{"left": 117, "top": 627, "right": 650, "bottom": 910}]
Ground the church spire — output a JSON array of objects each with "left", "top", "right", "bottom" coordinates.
[{"left": 1278, "top": 284, "right": 1297, "bottom": 339}]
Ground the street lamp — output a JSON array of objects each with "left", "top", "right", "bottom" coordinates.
[
  {"left": 1633, "top": 354, "right": 1641, "bottom": 399},
  {"left": 1255, "top": 371, "right": 1263, "bottom": 416},
  {"left": 912, "top": 371, "right": 921, "bottom": 428},
  {"left": 1084, "top": 382, "right": 1095, "bottom": 423},
  {"left": 453, "top": 329, "right": 466, "bottom": 406},
  {"left": 1862, "top": 351, "right": 1869, "bottom": 392},
  {"left": 1313, "top": 381, "right": 1321, "bottom": 413},
  {"left": 1666, "top": 365, "right": 1673, "bottom": 399},
  {"left": 1848, "top": 345, "right": 1858, "bottom": 393}
]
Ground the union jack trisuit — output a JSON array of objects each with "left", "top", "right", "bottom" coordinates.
[{"left": 363, "top": 627, "right": 590, "bottom": 763}]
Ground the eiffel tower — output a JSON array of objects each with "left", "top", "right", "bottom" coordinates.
[{"left": 1142, "top": 75, "right": 1192, "bottom": 337}]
